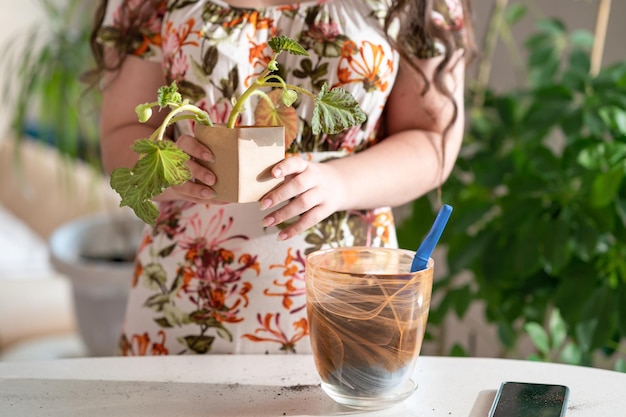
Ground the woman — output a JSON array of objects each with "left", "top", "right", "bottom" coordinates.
[{"left": 91, "top": 0, "right": 474, "bottom": 355}]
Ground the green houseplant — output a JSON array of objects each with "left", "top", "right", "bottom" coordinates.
[
  {"left": 113, "top": 35, "right": 366, "bottom": 225},
  {"left": 0, "top": 0, "right": 100, "bottom": 169},
  {"left": 0, "top": 0, "right": 145, "bottom": 357},
  {"left": 398, "top": 2, "right": 626, "bottom": 370}
]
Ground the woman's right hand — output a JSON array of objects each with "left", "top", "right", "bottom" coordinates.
[
  {"left": 100, "top": 57, "right": 221, "bottom": 205},
  {"left": 153, "top": 134, "right": 218, "bottom": 204}
]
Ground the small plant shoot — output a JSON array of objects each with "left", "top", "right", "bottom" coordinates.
[{"left": 111, "top": 35, "right": 366, "bottom": 225}]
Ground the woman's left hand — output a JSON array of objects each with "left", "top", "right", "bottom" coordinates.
[{"left": 259, "top": 156, "right": 347, "bottom": 240}]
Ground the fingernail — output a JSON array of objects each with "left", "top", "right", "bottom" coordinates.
[
  {"left": 202, "top": 151, "right": 215, "bottom": 163},
  {"left": 260, "top": 198, "right": 272, "bottom": 210},
  {"left": 204, "top": 173, "right": 215, "bottom": 185},
  {"left": 201, "top": 188, "right": 215, "bottom": 198},
  {"left": 260, "top": 216, "right": 275, "bottom": 228},
  {"left": 278, "top": 232, "right": 288, "bottom": 241},
  {"left": 272, "top": 167, "right": 282, "bottom": 178}
]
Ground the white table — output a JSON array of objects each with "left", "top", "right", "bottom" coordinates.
[{"left": 1, "top": 355, "right": 624, "bottom": 416}]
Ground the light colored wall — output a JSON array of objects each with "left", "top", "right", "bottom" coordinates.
[
  {"left": 472, "top": 0, "right": 626, "bottom": 92},
  {"left": 0, "top": 0, "right": 49, "bottom": 136}
]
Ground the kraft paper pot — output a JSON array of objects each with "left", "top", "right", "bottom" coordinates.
[{"left": 195, "top": 124, "right": 285, "bottom": 203}]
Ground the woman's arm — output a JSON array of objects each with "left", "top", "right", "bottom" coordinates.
[
  {"left": 260, "top": 49, "right": 466, "bottom": 239},
  {"left": 100, "top": 53, "right": 218, "bottom": 203}
]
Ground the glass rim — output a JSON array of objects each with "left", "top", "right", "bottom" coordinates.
[{"left": 305, "top": 246, "right": 434, "bottom": 277}]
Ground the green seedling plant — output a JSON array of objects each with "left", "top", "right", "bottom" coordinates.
[{"left": 111, "top": 35, "right": 366, "bottom": 225}]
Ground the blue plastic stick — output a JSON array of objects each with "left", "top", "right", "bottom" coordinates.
[{"left": 410, "top": 204, "right": 453, "bottom": 272}]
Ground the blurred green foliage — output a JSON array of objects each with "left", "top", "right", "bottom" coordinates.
[
  {"left": 399, "top": 9, "right": 626, "bottom": 370},
  {"left": 0, "top": 0, "right": 101, "bottom": 168}
]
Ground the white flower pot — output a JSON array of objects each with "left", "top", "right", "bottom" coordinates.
[{"left": 49, "top": 213, "right": 144, "bottom": 356}]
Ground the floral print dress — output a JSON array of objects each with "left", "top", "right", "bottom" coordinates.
[{"left": 100, "top": 0, "right": 465, "bottom": 355}]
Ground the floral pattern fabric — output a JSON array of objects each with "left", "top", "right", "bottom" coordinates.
[{"left": 101, "top": 0, "right": 465, "bottom": 355}]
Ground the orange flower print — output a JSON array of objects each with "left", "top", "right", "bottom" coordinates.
[
  {"left": 176, "top": 265, "right": 195, "bottom": 295},
  {"left": 154, "top": 200, "right": 195, "bottom": 239},
  {"left": 118, "top": 331, "right": 169, "bottom": 356},
  {"left": 266, "top": 248, "right": 307, "bottom": 313},
  {"left": 111, "top": 0, "right": 165, "bottom": 56},
  {"left": 334, "top": 40, "right": 394, "bottom": 93},
  {"left": 150, "top": 330, "right": 169, "bottom": 355},
  {"left": 222, "top": 11, "right": 273, "bottom": 35},
  {"left": 132, "top": 332, "right": 151, "bottom": 355},
  {"left": 163, "top": 18, "right": 202, "bottom": 80},
  {"left": 176, "top": 211, "right": 260, "bottom": 325},
  {"left": 349, "top": 209, "right": 395, "bottom": 246},
  {"left": 242, "top": 313, "right": 309, "bottom": 353},
  {"left": 132, "top": 260, "right": 143, "bottom": 288},
  {"left": 244, "top": 39, "right": 273, "bottom": 87}
]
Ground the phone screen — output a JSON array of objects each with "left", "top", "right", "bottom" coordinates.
[{"left": 489, "top": 381, "right": 569, "bottom": 417}]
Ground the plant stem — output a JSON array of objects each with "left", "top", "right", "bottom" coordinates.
[
  {"left": 472, "top": 0, "right": 509, "bottom": 109},
  {"left": 226, "top": 56, "right": 280, "bottom": 128},
  {"left": 156, "top": 103, "right": 212, "bottom": 141},
  {"left": 590, "top": 0, "right": 611, "bottom": 76},
  {"left": 264, "top": 82, "right": 317, "bottom": 99},
  {"left": 225, "top": 79, "right": 315, "bottom": 128},
  {"left": 227, "top": 78, "right": 265, "bottom": 128}
]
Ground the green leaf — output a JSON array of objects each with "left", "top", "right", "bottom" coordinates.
[
  {"left": 268, "top": 35, "right": 309, "bottom": 56},
  {"left": 253, "top": 89, "right": 298, "bottom": 146},
  {"left": 504, "top": 3, "right": 527, "bottom": 26},
  {"left": 497, "top": 320, "right": 517, "bottom": 350},
  {"left": 135, "top": 103, "right": 153, "bottom": 123},
  {"left": 583, "top": 110, "right": 607, "bottom": 137},
  {"left": 110, "top": 139, "right": 192, "bottom": 225},
  {"left": 591, "top": 167, "right": 624, "bottom": 208},
  {"left": 448, "top": 343, "right": 468, "bottom": 357},
  {"left": 157, "top": 81, "right": 183, "bottom": 107},
  {"left": 536, "top": 18, "right": 566, "bottom": 36},
  {"left": 559, "top": 342, "right": 583, "bottom": 365},
  {"left": 154, "top": 317, "right": 174, "bottom": 328},
  {"left": 216, "top": 326, "right": 233, "bottom": 342},
  {"left": 179, "top": 335, "right": 215, "bottom": 354},
  {"left": 599, "top": 106, "right": 626, "bottom": 135},
  {"left": 548, "top": 308, "right": 567, "bottom": 351},
  {"left": 162, "top": 303, "right": 187, "bottom": 326},
  {"left": 141, "top": 263, "right": 168, "bottom": 291},
  {"left": 524, "top": 321, "right": 550, "bottom": 356},
  {"left": 569, "top": 30, "right": 595, "bottom": 49},
  {"left": 311, "top": 84, "right": 367, "bottom": 134},
  {"left": 568, "top": 49, "right": 591, "bottom": 74},
  {"left": 540, "top": 214, "right": 571, "bottom": 275},
  {"left": 575, "top": 286, "right": 617, "bottom": 352},
  {"left": 144, "top": 293, "right": 171, "bottom": 311},
  {"left": 618, "top": 284, "right": 626, "bottom": 336},
  {"left": 572, "top": 214, "right": 600, "bottom": 261},
  {"left": 282, "top": 89, "right": 298, "bottom": 106}
]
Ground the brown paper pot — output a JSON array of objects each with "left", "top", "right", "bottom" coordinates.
[{"left": 195, "top": 124, "right": 285, "bottom": 203}]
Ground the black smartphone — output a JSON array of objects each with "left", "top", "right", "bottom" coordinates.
[{"left": 488, "top": 381, "right": 570, "bottom": 417}]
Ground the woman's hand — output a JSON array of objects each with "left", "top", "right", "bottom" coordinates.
[
  {"left": 153, "top": 134, "right": 218, "bottom": 204},
  {"left": 259, "top": 156, "right": 348, "bottom": 240}
]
